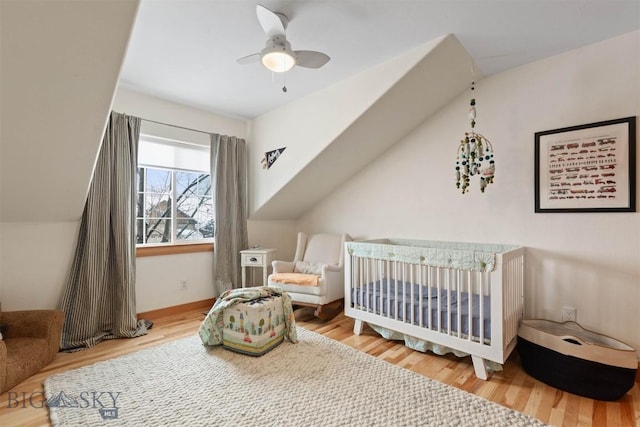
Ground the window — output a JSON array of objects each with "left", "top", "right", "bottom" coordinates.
[{"left": 136, "top": 135, "right": 214, "bottom": 246}]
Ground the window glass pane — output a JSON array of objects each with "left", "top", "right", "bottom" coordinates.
[
  {"left": 144, "top": 219, "right": 172, "bottom": 244},
  {"left": 175, "top": 196, "right": 214, "bottom": 241},
  {"left": 200, "top": 218, "right": 214, "bottom": 239},
  {"left": 136, "top": 168, "right": 144, "bottom": 193},
  {"left": 136, "top": 193, "right": 144, "bottom": 219},
  {"left": 145, "top": 168, "right": 171, "bottom": 193},
  {"left": 136, "top": 159, "right": 213, "bottom": 246},
  {"left": 145, "top": 194, "right": 172, "bottom": 219},
  {"left": 175, "top": 171, "right": 199, "bottom": 197},
  {"left": 175, "top": 172, "right": 211, "bottom": 197},
  {"left": 198, "top": 174, "right": 211, "bottom": 196},
  {"left": 176, "top": 195, "right": 198, "bottom": 217},
  {"left": 136, "top": 219, "right": 145, "bottom": 245},
  {"left": 176, "top": 219, "right": 199, "bottom": 241},
  {"left": 136, "top": 168, "right": 145, "bottom": 219}
]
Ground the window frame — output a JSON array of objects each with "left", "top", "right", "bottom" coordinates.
[
  {"left": 136, "top": 165, "right": 214, "bottom": 249},
  {"left": 136, "top": 242, "right": 213, "bottom": 257}
]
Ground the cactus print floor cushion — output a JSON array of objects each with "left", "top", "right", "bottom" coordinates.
[{"left": 221, "top": 295, "right": 285, "bottom": 356}]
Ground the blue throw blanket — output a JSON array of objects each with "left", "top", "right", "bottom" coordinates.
[{"left": 199, "top": 286, "right": 298, "bottom": 346}]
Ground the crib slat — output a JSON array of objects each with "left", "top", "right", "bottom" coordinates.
[
  {"left": 409, "top": 263, "right": 414, "bottom": 325},
  {"left": 394, "top": 261, "right": 398, "bottom": 321},
  {"left": 447, "top": 269, "right": 452, "bottom": 336},
  {"left": 456, "top": 269, "right": 462, "bottom": 339},
  {"left": 418, "top": 264, "right": 423, "bottom": 327},
  {"left": 479, "top": 271, "right": 485, "bottom": 344},
  {"left": 359, "top": 257, "right": 364, "bottom": 310},
  {"left": 404, "top": 262, "right": 407, "bottom": 323},
  {"left": 467, "top": 270, "right": 472, "bottom": 342},
  {"left": 437, "top": 267, "right": 442, "bottom": 333},
  {"left": 386, "top": 259, "right": 391, "bottom": 319}
]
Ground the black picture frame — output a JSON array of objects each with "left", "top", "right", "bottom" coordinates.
[{"left": 534, "top": 116, "right": 636, "bottom": 213}]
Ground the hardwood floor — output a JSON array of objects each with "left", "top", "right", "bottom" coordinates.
[{"left": 1, "top": 307, "right": 638, "bottom": 426}]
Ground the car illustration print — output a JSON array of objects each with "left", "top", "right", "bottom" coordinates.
[{"left": 598, "top": 186, "right": 616, "bottom": 193}]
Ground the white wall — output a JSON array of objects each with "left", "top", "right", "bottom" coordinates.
[
  {"left": 0, "top": 0, "right": 139, "bottom": 222},
  {"left": 298, "top": 31, "right": 640, "bottom": 353},
  {"left": 0, "top": 222, "right": 79, "bottom": 310},
  {"left": 248, "top": 37, "right": 447, "bottom": 218},
  {"left": 247, "top": 219, "right": 298, "bottom": 261}
]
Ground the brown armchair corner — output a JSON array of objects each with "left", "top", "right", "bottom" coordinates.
[{"left": 0, "top": 309, "right": 64, "bottom": 393}]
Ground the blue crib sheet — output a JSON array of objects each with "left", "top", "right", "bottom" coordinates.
[{"left": 351, "top": 279, "right": 491, "bottom": 339}]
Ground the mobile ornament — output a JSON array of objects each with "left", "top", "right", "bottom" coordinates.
[{"left": 455, "top": 81, "right": 495, "bottom": 194}]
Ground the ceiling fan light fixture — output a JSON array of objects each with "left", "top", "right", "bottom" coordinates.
[
  {"left": 261, "top": 50, "right": 296, "bottom": 72},
  {"left": 238, "top": 6, "right": 329, "bottom": 74}
]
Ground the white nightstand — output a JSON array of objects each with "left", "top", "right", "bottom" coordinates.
[{"left": 240, "top": 248, "right": 277, "bottom": 288}]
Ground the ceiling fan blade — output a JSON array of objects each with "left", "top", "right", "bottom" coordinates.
[
  {"left": 256, "top": 4, "right": 286, "bottom": 37},
  {"left": 295, "top": 51, "right": 330, "bottom": 69},
  {"left": 237, "top": 53, "right": 261, "bottom": 65}
]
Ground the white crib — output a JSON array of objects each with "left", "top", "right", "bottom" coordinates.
[{"left": 344, "top": 239, "right": 525, "bottom": 380}]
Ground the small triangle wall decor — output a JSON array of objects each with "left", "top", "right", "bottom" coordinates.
[{"left": 261, "top": 147, "right": 286, "bottom": 169}]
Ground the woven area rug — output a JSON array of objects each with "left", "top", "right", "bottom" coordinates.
[{"left": 44, "top": 327, "right": 547, "bottom": 426}]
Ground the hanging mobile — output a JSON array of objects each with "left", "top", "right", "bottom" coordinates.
[{"left": 455, "top": 81, "right": 495, "bottom": 193}]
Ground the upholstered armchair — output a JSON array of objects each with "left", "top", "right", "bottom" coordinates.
[
  {"left": 268, "top": 232, "right": 351, "bottom": 320},
  {"left": 0, "top": 308, "right": 64, "bottom": 393}
]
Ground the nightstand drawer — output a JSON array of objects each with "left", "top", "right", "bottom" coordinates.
[{"left": 242, "top": 254, "right": 264, "bottom": 266}]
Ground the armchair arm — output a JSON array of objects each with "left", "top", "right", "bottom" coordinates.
[
  {"left": 272, "top": 260, "right": 295, "bottom": 273},
  {"left": 323, "top": 264, "right": 343, "bottom": 273},
  {"left": 2, "top": 310, "right": 64, "bottom": 340},
  {"left": 0, "top": 341, "right": 6, "bottom": 392},
  {"left": 322, "top": 265, "right": 344, "bottom": 284},
  {"left": 2, "top": 310, "right": 64, "bottom": 360},
  {"left": 321, "top": 266, "right": 345, "bottom": 302}
]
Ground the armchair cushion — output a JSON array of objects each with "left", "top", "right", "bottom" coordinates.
[
  {"left": 271, "top": 273, "right": 320, "bottom": 287},
  {"left": 272, "top": 260, "right": 295, "bottom": 274},
  {"left": 302, "top": 234, "right": 343, "bottom": 266},
  {"left": 293, "top": 261, "right": 323, "bottom": 275}
]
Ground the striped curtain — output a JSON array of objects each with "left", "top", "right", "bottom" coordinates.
[
  {"left": 211, "top": 134, "right": 248, "bottom": 294},
  {"left": 59, "top": 111, "right": 148, "bottom": 351}
]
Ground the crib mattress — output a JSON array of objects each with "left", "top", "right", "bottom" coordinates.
[
  {"left": 351, "top": 279, "right": 491, "bottom": 339},
  {"left": 222, "top": 296, "right": 285, "bottom": 356}
]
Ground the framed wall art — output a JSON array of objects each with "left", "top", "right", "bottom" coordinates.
[{"left": 535, "top": 116, "right": 636, "bottom": 213}]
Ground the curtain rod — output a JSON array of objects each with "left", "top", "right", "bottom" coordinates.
[{"left": 139, "top": 117, "right": 213, "bottom": 136}]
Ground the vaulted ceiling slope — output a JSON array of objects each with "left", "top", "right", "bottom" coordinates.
[
  {"left": 121, "top": 0, "right": 640, "bottom": 119},
  {"left": 0, "top": 0, "right": 140, "bottom": 222},
  {"left": 249, "top": 34, "right": 479, "bottom": 220}
]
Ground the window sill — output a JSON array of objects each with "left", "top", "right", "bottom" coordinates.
[{"left": 136, "top": 243, "right": 214, "bottom": 257}]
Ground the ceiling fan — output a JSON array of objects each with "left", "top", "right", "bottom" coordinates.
[{"left": 237, "top": 4, "right": 330, "bottom": 74}]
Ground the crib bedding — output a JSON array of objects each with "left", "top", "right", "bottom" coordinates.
[{"left": 351, "top": 279, "right": 491, "bottom": 339}]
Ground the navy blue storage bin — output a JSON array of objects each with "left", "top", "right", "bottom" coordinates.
[{"left": 517, "top": 319, "right": 637, "bottom": 401}]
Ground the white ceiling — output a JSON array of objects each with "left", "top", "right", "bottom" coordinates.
[{"left": 119, "top": 0, "right": 640, "bottom": 120}]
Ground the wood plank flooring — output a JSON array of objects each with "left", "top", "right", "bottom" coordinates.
[{"left": 1, "top": 307, "right": 638, "bottom": 426}]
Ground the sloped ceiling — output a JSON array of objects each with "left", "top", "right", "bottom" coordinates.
[
  {"left": 120, "top": 0, "right": 640, "bottom": 119},
  {"left": 249, "top": 35, "right": 479, "bottom": 220},
  {"left": 0, "top": 0, "right": 140, "bottom": 222}
]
